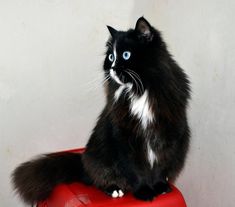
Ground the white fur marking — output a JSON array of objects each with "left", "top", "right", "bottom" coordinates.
[
  {"left": 110, "top": 69, "right": 124, "bottom": 85},
  {"left": 111, "top": 43, "right": 117, "bottom": 68},
  {"left": 118, "top": 190, "right": 124, "bottom": 197},
  {"left": 115, "top": 85, "right": 126, "bottom": 101},
  {"left": 112, "top": 190, "right": 119, "bottom": 198},
  {"left": 114, "top": 83, "right": 133, "bottom": 102},
  {"left": 130, "top": 90, "right": 154, "bottom": 129},
  {"left": 147, "top": 141, "right": 157, "bottom": 168}
]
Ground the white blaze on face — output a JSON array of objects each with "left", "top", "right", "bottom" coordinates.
[
  {"left": 111, "top": 43, "right": 117, "bottom": 68},
  {"left": 109, "top": 43, "right": 130, "bottom": 101},
  {"left": 109, "top": 43, "right": 125, "bottom": 86}
]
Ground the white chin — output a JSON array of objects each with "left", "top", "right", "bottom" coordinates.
[{"left": 110, "top": 69, "right": 124, "bottom": 85}]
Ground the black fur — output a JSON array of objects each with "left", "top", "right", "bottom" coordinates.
[
  {"left": 12, "top": 152, "right": 91, "bottom": 204},
  {"left": 12, "top": 17, "right": 191, "bottom": 205}
]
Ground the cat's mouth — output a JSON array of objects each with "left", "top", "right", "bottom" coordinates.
[
  {"left": 109, "top": 68, "right": 145, "bottom": 95},
  {"left": 109, "top": 69, "right": 125, "bottom": 85}
]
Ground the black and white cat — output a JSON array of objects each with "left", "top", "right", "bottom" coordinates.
[{"left": 12, "top": 17, "right": 191, "bottom": 205}]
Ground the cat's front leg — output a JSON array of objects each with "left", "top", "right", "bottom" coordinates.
[
  {"left": 133, "top": 178, "right": 172, "bottom": 200},
  {"left": 115, "top": 154, "right": 157, "bottom": 201},
  {"left": 133, "top": 184, "right": 156, "bottom": 201},
  {"left": 153, "top": 179, "right": 172, "bottom": 195}
]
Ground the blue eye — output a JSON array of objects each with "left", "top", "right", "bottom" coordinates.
[
  {"left": 108, "top": 54, "right": 114, "bottom": 62},
  {"left": 122, "top": 51, "right": 131, "bottom": 60}
]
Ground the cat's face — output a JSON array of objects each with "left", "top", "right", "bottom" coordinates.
[{"left": 103, "top": 17, "right": 159, "bottom": 95}]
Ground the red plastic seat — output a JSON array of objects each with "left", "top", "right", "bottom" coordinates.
[{"left": 37, "top": 149, "right": 187, "bottom": 207}]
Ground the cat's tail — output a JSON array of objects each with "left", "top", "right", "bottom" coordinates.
[{"left": 12, "top": 152, "right": 90, "bottom": 205}]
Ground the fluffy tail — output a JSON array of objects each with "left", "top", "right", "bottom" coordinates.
[{"left": 12, "top": 152, "right": 90, "bottom": 205}]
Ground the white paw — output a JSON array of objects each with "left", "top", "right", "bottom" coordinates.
[
  {"left": 112, "top": 190, "right": 119, "bottom": 198},
  {"left": 118, "top": 190, "right": 124, "bottom": 197},
  {"left": 111, "top": 190, "right": 124, "bottom": 198}
]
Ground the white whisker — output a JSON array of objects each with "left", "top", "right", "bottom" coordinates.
[
  {"left": 81, "top": 74, "right": 110, "bottom": 92},
  {"left": 126, "top": 69, "right": 144, "bottom": 94},
  {"left": 127, "top": 70, "right": 144, "bottom": 93},
  {"left": 102, "top": 75, "right": 111, "bottom": 85},
  {"left": 125, "top": 71, "right": 141, "bottom": 95}
]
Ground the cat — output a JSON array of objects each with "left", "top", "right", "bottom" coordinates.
[{"left": 12, "top": 17, "right": 191, "bottom": 205}]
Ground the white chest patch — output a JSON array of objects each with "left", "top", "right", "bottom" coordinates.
[
  {"left": 147, "top": 141, "right": 158, "bottom": 168},
  {"left": 129, "top": 90, "right": 154, "bottom": 129}
]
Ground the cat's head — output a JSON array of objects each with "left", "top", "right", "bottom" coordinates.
[{"left": 103, "top": 17, "right": 166, "bottom": 95}]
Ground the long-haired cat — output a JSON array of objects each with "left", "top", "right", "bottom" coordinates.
[{"left": 12, "top": 17, "right": 191, "bottom": 205}]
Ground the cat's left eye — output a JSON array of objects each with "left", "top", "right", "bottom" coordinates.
[
  {"left": 108, "top": 54, "right": 114, "bottom": 62},
  {"left": 122, "top": 51, "right": 131, "bottom": 60}
]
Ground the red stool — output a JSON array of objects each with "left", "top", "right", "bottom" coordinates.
[{"left": 37, "top": 149, "right": 187, "bottom": 207}]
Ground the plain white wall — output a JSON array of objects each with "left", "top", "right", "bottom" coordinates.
[
  {"left": 0, "top": 1, "right": 135, "bottom": 206},
  {"left": 150, "top": 1, "right": 235, "bottom": 207},
  {"left": 0, "top": 0, "right": 234, "bottom": 206}
]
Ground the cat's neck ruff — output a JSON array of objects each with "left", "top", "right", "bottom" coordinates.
[
  {"left": 114, "top": 87, "right": 154, "bottom": 130},
  {"left": 110, "top": 68, "right": 154, "bottom": 129}
]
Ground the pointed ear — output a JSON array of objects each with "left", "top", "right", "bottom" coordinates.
[
  {"left": 107, "top": 25, "right": 118, "bottom": 37},
  {"left": 135, "top": 17, "right": 153, "bottom": 41}
]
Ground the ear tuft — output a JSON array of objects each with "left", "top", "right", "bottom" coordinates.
[
  {"left": 135, "top": 17, "right": 153, "bottom": 41},
  {"left": 107, "top": 25, "right": 118, "bottom": 37}
]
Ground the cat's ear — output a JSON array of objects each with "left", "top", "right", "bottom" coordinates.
[
  {"left": 107, "top": 26, "right": 118, "bottom": 37},
  {"left": 135, "top": 17, "right": 153, "bottom": 41}
]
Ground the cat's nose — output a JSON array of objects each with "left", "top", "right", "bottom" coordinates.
[
  {"left": 111, "top": 66, "right": 118, "bottom": 71},
  {"left": 111, "top": 59, "right": 120, "bottom": 69},
  {"left": 111, "top": 64, "right": 122, "bottom": 71}
]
